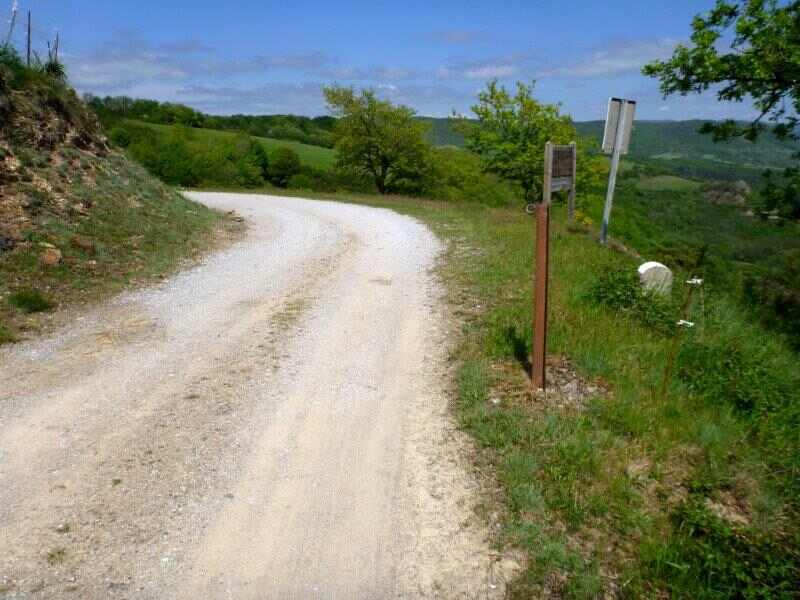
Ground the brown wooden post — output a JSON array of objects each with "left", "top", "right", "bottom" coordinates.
[
  {"left": 568, "top": 141, "right": 577, "bottom": 221},
  {"left": 532, "top": 202, "right": 550, "bottom": 391},
  {"left": 532, "top": 142, "right": 553, "bottom": 391}
]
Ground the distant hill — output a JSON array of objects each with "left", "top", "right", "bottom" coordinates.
[
  {"left": 419, "top": 116, "right": 798, "bottom": 165},
  {"left": 574, "top": 120, "right": 800, "bottom": 169},
  {"left": 417, "top": 117, "right": 799, "bottom": 183},
  {"left": 88, "top": 96, "right": 336, "bottom": 148},
  {"left": 88, "top": 95, "right": 799, "bottom": 183}
]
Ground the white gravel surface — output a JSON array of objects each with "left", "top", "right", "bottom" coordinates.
[{"left": 0, "top": 193, "right": 516, "bottom": 599}]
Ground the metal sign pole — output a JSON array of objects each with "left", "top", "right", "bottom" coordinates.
[{"left": 600, "top": 101, "right": 627, "bottom": 244}]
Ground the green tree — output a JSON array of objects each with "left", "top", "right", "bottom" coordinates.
[
  {"left": 270, "top": 147, "right": 301, "bottom": 187},
  {"left": 323, "top": 85, "right": 431, "bottom": 194},
  {"left": 643, "top": 0, "right": 800, "bottom": 219},
  {"left": 456, "top": 81, "right": 579, "bottom": 203}
]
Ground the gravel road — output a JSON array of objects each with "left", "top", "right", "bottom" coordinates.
[{"left": 0, "top": 193, "right": 516, "bottom": 599}]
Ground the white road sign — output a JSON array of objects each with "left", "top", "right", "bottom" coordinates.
[{"left": 602, "top": 98, "right": 636, "bottom": 155}]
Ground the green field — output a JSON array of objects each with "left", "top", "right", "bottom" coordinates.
[
  {"left": 132, "top": 120, "right": 337, "bottom": 170},
  {"left": 635, "top": 174, "right": 702, "bottom": 192}
]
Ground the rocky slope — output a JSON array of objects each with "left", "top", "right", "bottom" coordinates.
[{"left": 0, "top": 59, "right": 232, "bottom": 343}]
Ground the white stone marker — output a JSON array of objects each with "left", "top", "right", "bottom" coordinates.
[{"left": 638, "top": 261, "right": 672, "bottom": 295}]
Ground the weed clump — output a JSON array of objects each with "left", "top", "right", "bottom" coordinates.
[
  {"left": 587, "top": 266, "right": 677, "bottom": 334},
  {"left": 0, "top": 322, "right": 15, "bottom": 343},
  {"left": 649, "top": 499, "right": 800, "bottom": 599},
  {"left": 8, "top": 289, "right": 55, "bottom": 313},
  {"left": 677, "top": 339, "right": 790, "bottom": 416}
]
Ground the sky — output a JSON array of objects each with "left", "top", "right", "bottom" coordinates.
[{"left": 5, "top": 0, "right": 760, "bottom": 121}]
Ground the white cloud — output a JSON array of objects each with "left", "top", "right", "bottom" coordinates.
[
  {"left": 437, "top": 54, "right": 529, "bottom": 81},
  {"left": 540, "top": 38, "right": 678, "bottom": 79},
  {"left": 68, "top": 55, "right": 190, "bottom": 90},
  {"left": 464, "top": 64, "right": 517, "bottom": 79},
  {"left": 177, "top": 83, "right": 328, "bottom": 115},
  {"left": 64, "top": 34, "right": 333, "bottom": 94}
]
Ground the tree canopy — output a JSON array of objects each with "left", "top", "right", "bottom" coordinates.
[
  {"left": 456, "top": 81, "right": 579, "bottom": 203},
  {"left": 323, "top": 85, "right": 431, "bottom": 194},
  {"left": 643, "top": 0, "right": 800, "bottom": 218}
]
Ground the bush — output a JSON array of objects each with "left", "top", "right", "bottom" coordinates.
[
  {"left": 426, "top": 147, "right": 516, "bottom": 205},
  {"left": 743, "top": 262, "right": 800, "bottom": 350},
  {"left": 288, "top": 173, "right": 314, "bottom": 190},
  {"left": 8, "top": 289, "right": 55, "bottom": 313},
  {"left": 43, "top": 60, "right": 66, "bottom": 81},
  {"left": 0, "top": 45, "right": 23, "bottom": 70},
  {"left": 650, "top": 499, "right": 800, "bottom": 599},
  {"left": 587, "top": 266, "right": 678, "bottom": 334},
  {"left": 677, "top": 339, "right": 787, "bottom": 415},
  {"left": 109, "top": 127, "right": 132, "bottom": 148},
  {"left": 0, "top": 323, "right": 15, "bottom": 344},
  {"left": 119, "top": 124, "right": 268, "bottom": 188},
  {"left": 269, "top": 147, "right": 301, "bottom": 187}
]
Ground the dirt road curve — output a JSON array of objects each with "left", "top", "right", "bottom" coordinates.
[{"left": 0, "top": 193, "right": 515, "bottom": 599}]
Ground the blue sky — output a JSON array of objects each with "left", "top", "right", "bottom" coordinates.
[{"left": 6, "top": 0, "right": 758, "bottom": 121}]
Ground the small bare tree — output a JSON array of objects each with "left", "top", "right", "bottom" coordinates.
[{"left": 4, "top": 0, "right": 18, "bottom": 47}]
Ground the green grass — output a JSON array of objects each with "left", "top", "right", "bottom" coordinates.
[
  {"left": 131, "top": 120, "right": 336, "bottom": 170},
  {"left": 7, "top": 289, "right": 55, "bottom": 313},
  {"left": 636, "top": 174, "right": 702, "bottom": 192},
  {"left": 245, "top": 187, "right": 800, "bottom": 597},
  {"left": 0, "top": 322, "right": 15, "bottom": 344}
]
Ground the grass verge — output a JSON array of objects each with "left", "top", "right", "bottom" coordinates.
[{"left": 235, "top": 188, "right": 800, "bottom": 597}]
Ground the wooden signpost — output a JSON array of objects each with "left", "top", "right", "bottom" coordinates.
[{"left": 531, "top": 141, "right": 576, "bottom": 391}]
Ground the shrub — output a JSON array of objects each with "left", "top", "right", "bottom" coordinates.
[
  {"left": 650, "top": 499, "right": 800, "bottom": 599},
  {"left": 8, "top": 289, "right": 55, "bottom": 313},
  {"left": 121, "top": 125, "right": 267, "bottom": 188},
  {"left": 0, "top": 45, "right": 23, "bottom": 70},
  {"left": 676, "top": 339, "right": 785, "bottom": 415},
  {"left": 426, "top": 147, "right": 516, "bottom": 205},
  {"left": 0, "top": 323, "right": 15, "bottom": 344},
  {"left": 269, "top": 147, "right": 301, "bottom": 187},
  {"left": 288, "top": 173, "right": 314, "bottom": 190},
  {"left": 43, "top": 60, "right": 66, "bottom": 81},
  {"left": 743, "top": 263, "right": 800, "bottom": 350},
  {"left": 587, "top": 266, "right": 678, "bottom": 334},
  {"left": 109, "top": 127, "right": 132, "bottom": 148}
]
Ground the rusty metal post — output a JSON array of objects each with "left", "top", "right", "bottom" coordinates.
[
  {"left": 532, "top": 202, "right": 550, "bottom": 391},
  {"left": 568, "top": 141, "right": 577, "bottom": 221},
  {"left": 542, "top": 142, "right": 553, "bottom": 206}
]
